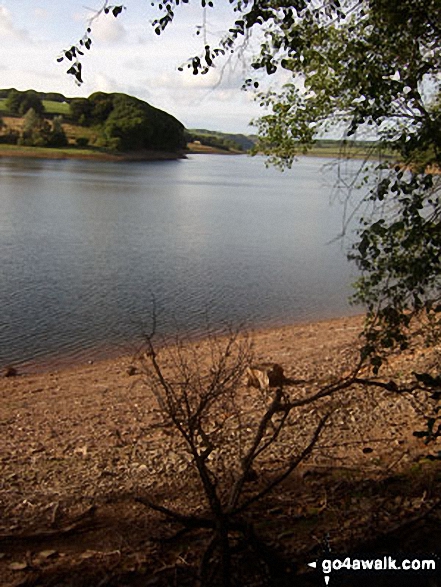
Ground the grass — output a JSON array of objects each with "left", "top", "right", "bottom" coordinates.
[
  {"left": 0, "top": 143, "right": 117, "bottom": 160},
  {"left": 0, "top": 99, "right": 70, "bottom": 116},
  {"left": 42, "top": 100, "right": 70, "bottom": 115},
  {"left": 0, "top": 142, "right": 183, "bottom": 162},
  {"left": 187, "top": 142, "right": 240, "bottom": 154},
  {"left": 304, "top": 141, "right": 396, "bottom": 161}
]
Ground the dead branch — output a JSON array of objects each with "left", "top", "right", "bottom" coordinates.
[
  {"left": 232, "top": 410, "right": 333, "bottom": 515},
  {"left": 134, "top": 318, "right": 432, "bottom": 585}
]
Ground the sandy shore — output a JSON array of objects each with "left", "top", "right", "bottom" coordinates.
[
  {"left": 0, "top": 314, "right": 370, "bottom": 513},
  {"left": 1, "top": 313, "right": 431, "bottom": 483},
  {"left": 1, "top": 312, "right": 429, "bottom": 489},
  {"left": 2, "top": 312, "right": 439, "bottom": 585}
]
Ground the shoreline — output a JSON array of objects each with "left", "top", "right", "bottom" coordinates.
[
  {"left": 0, "top": 143, "right": 398, "bottom": 163},
  {"left": 3, "top": 313, "right": 365, "bottom": 379},
  {"left": 0, "top": 145, "right": 186, "bottom": 162}
]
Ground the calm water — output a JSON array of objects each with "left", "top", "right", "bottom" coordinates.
[{"left": 0, "top": 154, "right": 361, "bottom": 369}]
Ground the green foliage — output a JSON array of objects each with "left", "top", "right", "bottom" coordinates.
[
  {"left": 197, "top": 0, "right": 441, "bottom": 372},
  {"left": 190, "top": 133, "right": 238, "bottom": 152},
  {"left": 69, "top": 92, "right": 186, "bottom": 152},
  {"left": 5, "top": 89, "right": 45, "bottom": 117},
  {"left": 75, "top": 136, "right": 90, "bottom": 148},
  {"left": 89, "top": 92, "right": 114, "bottom": 123},
  {"left": 4, "top": 89, "right": 21, "bottom": 114},
  {"left": 22, "top": 91, "right": 45, "bottom": 116},
  {"left": 44, "top": 92, "right": 67, "bottom": 103},
  {"left": 103, "top": 94, "right": 148, "bottom": 151},
  {"left": 100, "top": 93, "right": 186, "bottom": 152},
  {"left": 20, "top": 108, "right": 47, "bottom": 145},
  {"left": 49, "top": 116, "right": 69, "bottom": 147},
  {"left": 18, "top": 108, "right": 68, "bottom": 148},
  {"left": 0, "top": 88, "right": 14, "bottom": 99},
  {"left": 0, "top": 89, "right": 71, "bottom": 118},
  {"left": 69, "top": 98, "right": 93, "bottom": 126},
  {"left": 247, "top": 2, "right": 439, "bottom": 165}
]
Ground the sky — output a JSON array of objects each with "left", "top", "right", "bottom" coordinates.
[{"left": 0, "top": 0, "right": 272, "bottom": 133}]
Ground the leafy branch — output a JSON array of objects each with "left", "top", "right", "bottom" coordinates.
[{"left": 58, "top": 1, "right": 125, "bottom": 84}]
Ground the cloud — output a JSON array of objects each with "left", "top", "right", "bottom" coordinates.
[
  {"left": 0, "top": 1, "right": 263, "bottom": 133},
  {"left": 87, "top": 72, "right": 152, "bottom": 104},
  {"left": 92, "top": 14, "right": 127, "bottom": 44},
  {"left": 0, "top": 5, "right": 30, "bottom": 41},
  {"left": 33, "top": 8, "right": 50, "bottom": 20},
  {"left": 123, "top": 56, "right": 149, "bottom": 72},
  {"left": 90, "top": 72, "right": 118, "bottom": 94}
]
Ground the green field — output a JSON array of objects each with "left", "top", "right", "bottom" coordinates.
[
  {"left": 306, "top": 141, "right": 396, "bottom": 161},
  {"left": 42, "top": 100, "right": 70, "bottom": 115},
  {"left": 0, "top": 98, "right": 70, "bottom": 116}
]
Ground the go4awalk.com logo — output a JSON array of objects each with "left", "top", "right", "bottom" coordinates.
[{"left": 308, "top": 554, "right": 440, "bottom": 585}]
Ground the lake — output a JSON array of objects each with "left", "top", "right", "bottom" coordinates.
[{"left": 0, "top": 154, "right": 362, "bottom": 370}]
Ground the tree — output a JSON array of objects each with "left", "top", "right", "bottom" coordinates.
[
  {"left": 57, "top": 0, "right": 441, "bottom": 484},
  {"left": 35, "top": 4, "right": 441, "bottom": 581},
  {"left": 6, "top": 89, "right": 45, "bottom": 116},
  {"left": 103, "top": 94, "right": 150, "bottom": 151},
  {"left": 89, "top": 91, "right": 115, "bottom": 123},
  {"left": 19, "top": 108, "right": 68, "bottom": 148},
  {"left": 242, "top": 0, "right": 441, "bottom": 374},
  {"left": 19, "top": 107, "right": 47, "bottom": 146},
  {"left": 192, "top": 2, "right": 440, "bottom": 378},
  {"left": 69, "top": 97, "right": 93, "bottom": 126},
  {"left": 48, "top": 115, "right": 69, "bottom": 147},
  {"left": 97, "top": 92, "right": 186, "bottom": 151},
  {"left": 68, "top": 90, "right": 185, "bottom": 152},
  {"left": 18, "top": 90, "right": 45, "bottom": 116},
  {"left": 4, "top": 88, "right": 22, "bottom": 114}
]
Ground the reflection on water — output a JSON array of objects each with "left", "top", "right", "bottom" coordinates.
[{"left": 0, "top": 154, "right": 361, "bottom": 369}]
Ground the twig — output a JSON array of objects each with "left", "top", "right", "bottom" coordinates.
[
  {"left": 135, "top": 496, "right": 215, "bottom": 529},
  {"left": 233, "top": 411, "right": 332, "bottom": 515}
]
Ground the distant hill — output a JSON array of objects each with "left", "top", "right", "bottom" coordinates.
[
  {"left": 0, "top": 89, "right": 186, "bottom": 154},
  {"left": 188, "top": 129, "right": 257, "bottom": 153}
]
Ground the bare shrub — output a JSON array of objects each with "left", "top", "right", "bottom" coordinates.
[{"left": 133, "top": 318, "right": 362, "bottom": 586}]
